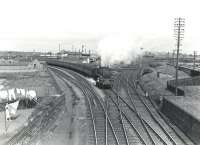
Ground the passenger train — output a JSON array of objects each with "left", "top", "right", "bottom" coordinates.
[{"left": 47, "top": 60, "right": 113, "bottom": 88}]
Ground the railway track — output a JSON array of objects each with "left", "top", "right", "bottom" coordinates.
[
  {"left": 128, "top": 70, "right": 195, "bottom": 145},
  {"left": 52, "top": 66, "right": 174, "bottom": 145},
  {"left": 50, "top": 66, "right": 120, "bottom": 145},
  {"left": 51, "top": 66, "right": 162, "bottom": 145},
  {"left": 5, "top": 95, "right": 65, "bottom": 145},
  {"left": 5, "top": 64, "right": 195, "bottom": 145},
  {"left": 48, "top": 66, "right": 195, "bottom": 145},
  {"left": 109, "top": 69, "right": 195, "bottom": 145},
  {"left": 51, "top": 66, "right": 153, "bottom": 145},
  {"left": 106, "top": 92, "right": 149, "bottom": 145}
]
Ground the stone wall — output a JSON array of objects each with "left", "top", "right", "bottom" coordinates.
[{"left": 161, "top": 98, "right": 200, "bottom": 144}]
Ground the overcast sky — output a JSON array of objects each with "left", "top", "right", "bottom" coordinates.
[{"left": 0, "top": 0, "right": 199, "bottom": 54}]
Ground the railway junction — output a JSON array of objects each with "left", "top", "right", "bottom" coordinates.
[{"left": 1, "top": 56, "right": 200, "bottom": 145}]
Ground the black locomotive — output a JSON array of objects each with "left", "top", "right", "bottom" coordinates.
[{"left": 47, "top": 60, "right": 113, "bottom": 88}]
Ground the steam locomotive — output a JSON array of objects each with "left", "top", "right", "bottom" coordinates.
[{"left": 47, "top": 60, "right": 113, "bottom": 88}]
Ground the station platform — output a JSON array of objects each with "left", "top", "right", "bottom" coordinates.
[{"left": 161, "top": 96, "right": 200, "bottom": 144}]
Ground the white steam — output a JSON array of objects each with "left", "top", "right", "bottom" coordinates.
[{"left": 97, "top": 34, "right": 144, "bottom": 65}]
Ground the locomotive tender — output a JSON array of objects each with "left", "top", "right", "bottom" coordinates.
[{"left": 47, "top": 60, "right": 112, "bottom": 88}]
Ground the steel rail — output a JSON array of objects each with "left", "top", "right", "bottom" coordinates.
[
  {"left": 112, "top": 89, "right": 168, "bottom": 145},
  {"left": 50, "top": 67, "right": 98, "bottom": 145},
  {"left": 115, "top": 70, "right": 195, "bottom": 145},
  {"left": 126, "top": 71, "right": 184, "bottom": 145},
  {"left": 5, "top": 93, "right": 64, "bottom": 145},
  {"left": 125, "top": 80, "right": 157, "bottom": 145},
  {"left": 51, "top": 66, "right": 119, "bottom": 145},
  {"left": 107, "top": 95, "right": 130, "bottom": 145},
  {"left": 139, "top": 80, "right": 195, "bottom": 145},
  {"left": 108, "top": 95, "right": 147, "bottom": 145},
  {"left": 71, "top": 70, "right": 120, "bottom": 145},
  {"left": 112, "top": 74, "right": 157, "bottom": 145}
]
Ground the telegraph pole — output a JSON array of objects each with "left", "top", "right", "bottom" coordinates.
[
  {"left": 174, "top": 17, "right": 185, "bottom": 96},
  {"left": 172, "top": 49, "right": 176, "bottom": 65}
]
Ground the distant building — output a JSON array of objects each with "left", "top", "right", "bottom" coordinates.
[{"left": 27, "top": 59, "right": 44, "bottom": 70}]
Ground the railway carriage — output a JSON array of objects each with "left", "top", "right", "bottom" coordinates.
[{"left": 47, "top": 60, "right": 112, "bottom": 88}]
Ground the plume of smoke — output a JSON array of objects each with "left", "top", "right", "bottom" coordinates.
[{"left": 97, "top": 34, "right": 144, "bottom": 66}]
